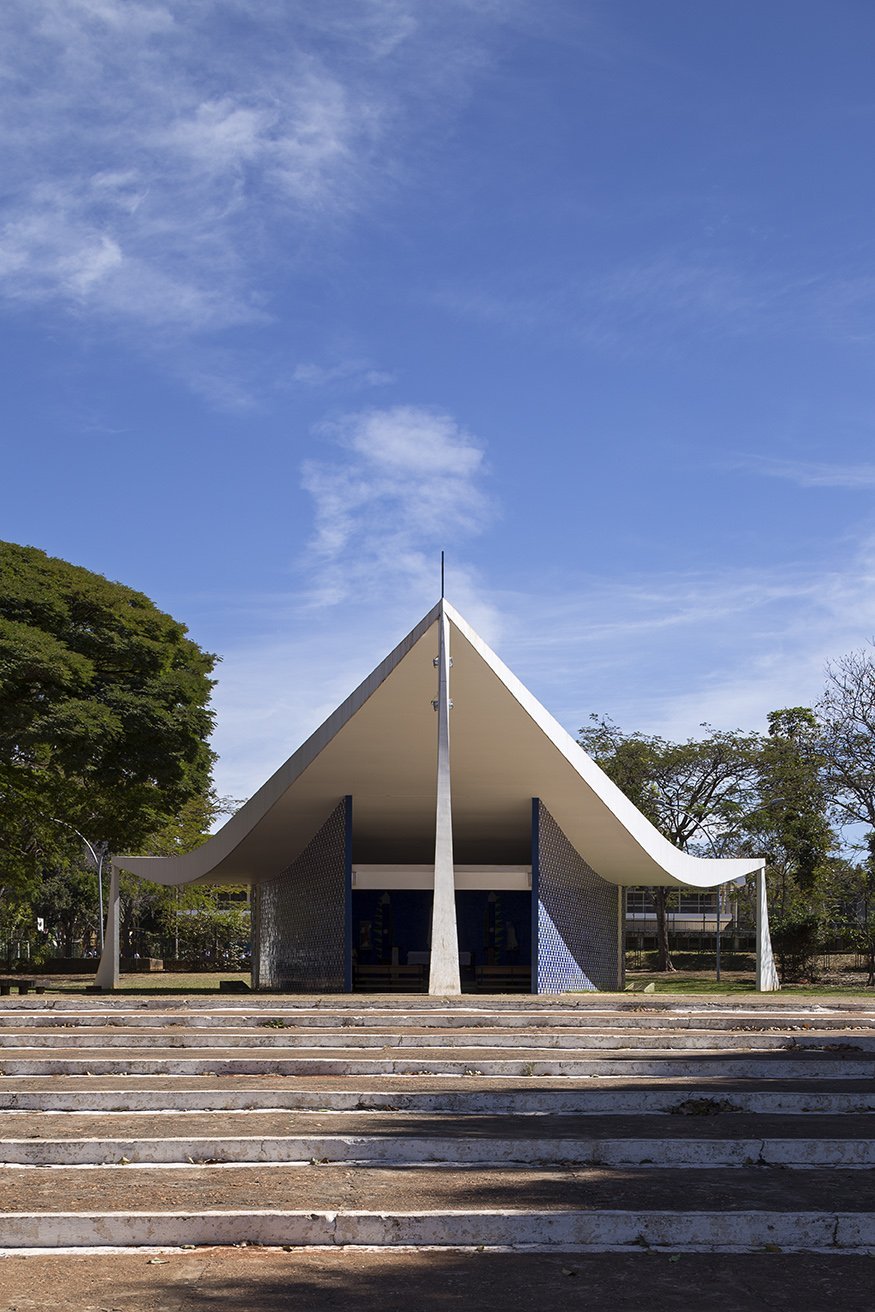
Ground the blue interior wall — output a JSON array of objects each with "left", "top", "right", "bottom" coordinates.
[
  {"left": 352, "top": 888, "right": 531, "bottom": 969},
  {"left": 455, "top": 891, "right": 531, "bottom": 968},
  {"left": 352, "top": 889, "right": 432, "bottom": 964}
]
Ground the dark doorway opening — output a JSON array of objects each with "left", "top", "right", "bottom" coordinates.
[
  {"left": 351, "top": 887, "right": 532, "bottom": 992},
  {"left": 456, "top": 889, "right": 532, "bottom": 992}
]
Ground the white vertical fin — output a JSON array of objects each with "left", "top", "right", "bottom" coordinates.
[
  {"left": 94, "top": 862, "right": 121, "bottom": 990},
  {"left": 428, "top": 603, "right": 461, "bottom": 996},
  {"left": 756, "top": 866, "right": 780, "bottom": 992}
]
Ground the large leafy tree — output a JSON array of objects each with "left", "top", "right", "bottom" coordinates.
[
  {"left": 817, "top": 647, "right": 875, "bottom": 985},
  {"left": 579, "top": 717, "right": 760, "bottom": 970},
  {"left": 0, "top": 541, "right": 217, "bottom": 886},
  {"left": 742, "top": 708, "right": 834, "bottom": 982},
  {"left": 753, "top": 708, "right": 833, "bottom": 896},
  {"left": 818, "top": 644, "right": 875, "bottom": 834}
]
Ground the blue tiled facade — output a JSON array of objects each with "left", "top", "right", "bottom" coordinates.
[
  {"left": 253, "top": 797, "right": 351, "bottom": 991},
  {"left": 533, "top": 799, "right": 620, "bottom": 993}
]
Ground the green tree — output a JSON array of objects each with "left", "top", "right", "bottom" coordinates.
[
  {"left": 36, "top": 861, "right": 100, "bottom": 957},
  {"left": 814, "top": 645, "right": 875, "bottom": 985},
  {"left": 741, "top": 708, "right": 834, "bottom": 982},
  {"left": 754, "top": 708, "right": 833, "bottom": 898},
  {"left": 118, "top": 793, "right": 245, "bottom": 960},
  {"left": 0, "top": 541, "right": 217, "bottom": 885},
  {"left": 818, "top": 644, "right": 875, "bottom": 833},
  {"left": 580, "top": 717, "right": 760, "bottom": 971}
]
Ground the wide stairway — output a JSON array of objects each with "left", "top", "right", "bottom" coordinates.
[{"left": 0, "top": 994, "right": 873, "bottom": 1253}]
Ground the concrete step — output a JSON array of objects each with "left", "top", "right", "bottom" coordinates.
[
  {"left": 1, "top": 1027, "right": 870, "bottom": 1051},
  {"left": 5, "top": 1162, "right": 874, "bottom": 1212},
  {"left": 0, "top": 1052, "right": 870, "bottom": 1078},
  {"left": 3, "top": 1009, "right": 873, "bottom": 1031},
  {"left": 2, "top": 1164, "right": 874, "bottom": 1249},
  {"left": 2, "top": 1077, "right": 872, "bottom": 1114},
  {"left": 6, "top": 995, "right": 875, "bottom": 1012},
  {"left": 4, "top": 1207, "right": 875, "bottom": 1250},
  {"left": 1, "top": 997, "right": 871, "bottom": 1256},
  {"left": 4, "top": 1133, "right": 873, "bottom": 1167},
  {"left": 6, "top": 1110, "right": 872, "bottom": 1141},
  {"left": 3, "top": 1250, "right": 875, "bottom": 1312}
]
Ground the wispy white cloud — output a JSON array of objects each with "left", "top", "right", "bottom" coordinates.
[
  {"left": 293, "top": 360, "right": 396, "bottom": 388},
  {"left": 498, "top": 535, "right": 875, "bottom": 745},
  {"left": 300, "top": 403, "right": 496, "bottom": 608},
  {"left": 0, "top": 0, "right": 523, "bottom": 346},
  {"left": 203, "top": 391, "right": 875, "bottom": 800},
  {"left": 434, "top": 253, "right": 841, "bottom": 355},
  {"left": 206, "top": 534, "right": 875, "bottom": 800},
  {"left": 734, "top": 453, "right": 875, "bottom": 490}
]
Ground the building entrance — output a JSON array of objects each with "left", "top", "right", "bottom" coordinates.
[{"left": 350, "top": 867, "right": 532, "bottom": 992}]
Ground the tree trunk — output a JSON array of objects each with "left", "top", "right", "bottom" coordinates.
[{"left": 654, "top": 888, "right": 676, "bottom": 972}]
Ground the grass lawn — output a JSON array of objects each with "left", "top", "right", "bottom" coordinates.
[
  {"left": 36, "top": 971, "right": 252, "bottom": 995},
  {"left": 25, "top": 970, "right": 875, "bottom": 998},
  {"left": 625, "top": 973, "right": 875, "bottom": 996}
]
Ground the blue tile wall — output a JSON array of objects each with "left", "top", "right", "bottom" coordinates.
[
  {"left": 535, "top": 800, "right": 619, "bottom": 993},
  {"left": 253, "top": 798, "right": 349, "bottom": 992}
]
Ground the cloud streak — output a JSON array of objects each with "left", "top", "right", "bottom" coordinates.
[
  {"left": 735, "top": 454, "right": 875, "bottom": 490},
  {"left": 300, "top": 403, "right": 495, "bottom": 608},
  {"left": 204, "top": 533, "right": 875, "bottom": 801},
  {"left": 0, "top": 0, "right": 521, "bottom": 342}
]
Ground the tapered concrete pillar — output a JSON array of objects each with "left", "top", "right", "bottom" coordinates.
[
  {"left": 94, "top": 862, "right": 120, "bottom": 990},
  {"left": 755, "top": 866, "right": 780, "bottom": 992},
  {"left": 428, "top": 604, "right": 461, "bottom": 996}
]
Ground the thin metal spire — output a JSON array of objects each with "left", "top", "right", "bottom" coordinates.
[{"left": 440, "top": 550, "right": 445, "bottom": 599}]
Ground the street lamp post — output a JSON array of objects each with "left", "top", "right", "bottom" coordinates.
[
  {"left": 50, "top": 818, "right": 107, "bottom": 952},
  {"left": 78, "top": 835, "right": 108, "bottom": 952}
]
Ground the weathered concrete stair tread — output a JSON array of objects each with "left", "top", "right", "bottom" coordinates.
[
  {"left": 4, "top": 1132, "right": 874, "bottom": 1167},
  {"left": 3, "top": 1111, "right": 873, "bottom": 1141},
  {"left": 2, "top": 1075, "right": 873, "bottom": 1119},
  {"left": 3, "top": 1072, "right": 871, "bottom": 1092},
  {"left": 4, "top": 1164, "right": 875, "bottom": 1213},
  {"left": 3, "top": 1028, "right": 871, "bottom": 1051},
  {"left": 4, "top": 1208, "right": 875, "bottom": 1252},
  {"left": 4, "top": 1035, "right": 841, "bottom": 1053},
  {"left": 0, "top": 996, "right": 871, "bottom": 1254},
  {"left": 3, "top": 1007, "right": 871, "bottom": 1028},
  {"left": 1, "top": 1044, "right": 871, "bottom": 1075},
  {"left": 3, "top": 1250, "right": 875, "bottom": 1312},
  {"left": 3, "top": 1039, "right": 871, "bottom": 1060},
  {"left": 4, "top": 992, "right": 873, "bottom": 1008}
]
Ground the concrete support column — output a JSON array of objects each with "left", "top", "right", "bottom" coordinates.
[
  {"left": 428, "top": 604, "right": 461, "bottom": 996},
  {"left": 755, "top": 866, "right": 780, "bottom": 992},
  {"left": 94, "top": 862, "right": 120, "bottom": 990}
]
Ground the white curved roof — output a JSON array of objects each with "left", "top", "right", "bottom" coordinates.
[{"left": 117, "top": 600, "right": 762, "bottom": 890}]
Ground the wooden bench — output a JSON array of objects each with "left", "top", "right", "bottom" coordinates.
[
  {"left": 353, "top": 964, "right": 428, "bottom": 993},
  {"left": 0, "top": 978, "right": 45, "bottom": 996},
  {"left": 474, "top": 965, "right": 531, "bottom": 993}
]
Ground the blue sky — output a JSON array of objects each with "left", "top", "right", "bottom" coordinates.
[{"left": 3, "top": 0, "right": 875, "bottom": 800}]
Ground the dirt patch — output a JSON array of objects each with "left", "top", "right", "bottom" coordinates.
[{"left": 2, "top": 1249, "right": 875, "bottom": 1312}]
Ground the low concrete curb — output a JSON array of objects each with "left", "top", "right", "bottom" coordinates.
[
  {"left": 1, "top": 1029, "right": 871, "bottom": 1051},
  {"left": 0, "top": 1208, "right": 873, "bottom": 1250},
  {"left": 0, "top": 1055, "right": 870, "bottom": 1078},
  {"left": 2, "top": 1135, "right": 874, "bottom": 1167},
  {"left": 1, "top": 1088, "right": 871, "bottom": 1113}
]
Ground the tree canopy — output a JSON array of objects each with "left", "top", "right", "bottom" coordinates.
[
  {"left": 579, "top": 717, "right": 761, "bottom": 969},
  {"left": 0, "top": 541, "right": 217, "bottom": 885}
]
